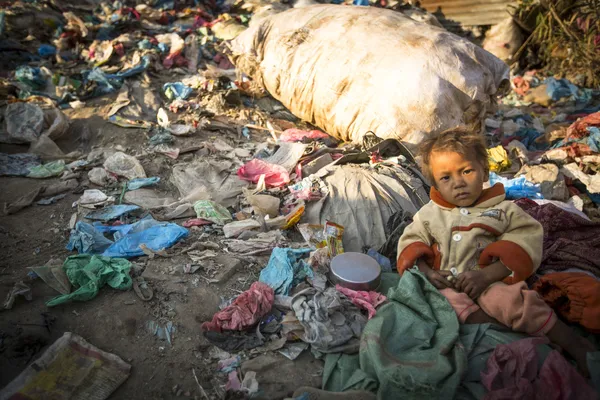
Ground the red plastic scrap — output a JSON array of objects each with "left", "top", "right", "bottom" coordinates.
[
  {"left": 237, "top": 159, "right": 290, "bottom": 188},
  {"left": 279, "top": 129, "right": 330, "bottom": 143},
  {"left": 201, "top": 282, "right": 274, "bottom": 332}
]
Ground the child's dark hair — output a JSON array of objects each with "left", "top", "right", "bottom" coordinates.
[{"left": 418, "top": 127, "right": 489, "bottom": 185}]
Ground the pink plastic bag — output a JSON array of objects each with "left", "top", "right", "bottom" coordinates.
[
  {"left": 201, "top": 282, "right": 274, "bottom": 332},
  {"left": 335, "top": 285, "right": 387, "bottom": 319},
  {"left": 237, "top": 159, "right": 290, "bottom": 187},
  {"left": 279, "top": 129, "right": 330, "bottom": 142},
  {"left": 182, "top": 218, "right": 212, "bottom": 228}
]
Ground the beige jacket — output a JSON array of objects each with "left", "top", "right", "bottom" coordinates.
[{"left": 396, "top": 183, "right": 543, "bottom": 284}]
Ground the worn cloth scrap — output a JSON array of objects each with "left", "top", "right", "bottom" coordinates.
[{"left": 202, "top": 282, "right": 274, "bottom": 332}]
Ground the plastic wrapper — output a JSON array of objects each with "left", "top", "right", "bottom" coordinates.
[
  {"left": 193, "top": 200, "right": 232, "bottom": 225},
  {"left": 324, "top": 221, "right": 344, "bottom": 257}
]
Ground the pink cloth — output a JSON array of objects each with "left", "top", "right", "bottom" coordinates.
[
  {"left": 440, "top": 288, "right": 479, "bottom": 323},
  {"left": 237, "top": 159, "right": 290, "bottom": 188},
  {"left": 335, "top": 285, "right": 387, "bottom": 319},
  {"left": 202, "top": 282, "right": 274, "bottom": 332},
  {"left": 440, "top": 282, "right": 557, "bottom": 336},
  {"left": 279, "top": 129, "right": 330, "bottom": 142},
  {"left": 481, "top": 337, "right": 597, "bottom": 400}
]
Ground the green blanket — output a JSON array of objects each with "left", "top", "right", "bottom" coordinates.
[{"left": 323, "top": 269, "right": 553, "bottom": 400}]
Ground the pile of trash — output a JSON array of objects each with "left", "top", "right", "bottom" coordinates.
[
  {"left": 1, "top": 0, "right": 600, "bottom": 399},
  {"left": 511, "top": 0, "right": 600, "bottom": 88}
]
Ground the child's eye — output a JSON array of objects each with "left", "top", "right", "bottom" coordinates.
[
  {"left": 440, "top": 176, "right": 449, "bottom": 182},
  {"left": 463, "top": 169, "right": 473, "bottom": 175}
]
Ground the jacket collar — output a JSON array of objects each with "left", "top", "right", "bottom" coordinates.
[{"left": 430, "top": 183, "right": 506, "bottom": 209}]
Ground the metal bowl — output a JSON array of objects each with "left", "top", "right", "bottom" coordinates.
[{"left": 330, "top": 252, "right": 381, "bottom": 291}]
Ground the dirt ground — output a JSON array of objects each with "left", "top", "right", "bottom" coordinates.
[{"left": 0, "top": 96, "right": 322, "bottom": 399}]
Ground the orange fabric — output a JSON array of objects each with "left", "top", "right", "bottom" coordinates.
[
  {"left": 478, "top": 282, "right": 557, "bottom": 336},
  {"left": 430, "top": 183, "right": 505, "bottom": 209},
  {"left": 479, "top": 240, "right": 534, "bottom": 283},
  {"left": 396, "top": 242, "right": 434, "bottom": 274},
  {"left": 533, "top": 272, "right": 600, "bottom": 333}
]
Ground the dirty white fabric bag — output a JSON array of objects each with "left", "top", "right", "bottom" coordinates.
[
  {"left": 231, "top": 5, "right": 509, "bottom": 148},
  {"left": 305, "top": 162, "right": 429, "bottom": 252}
]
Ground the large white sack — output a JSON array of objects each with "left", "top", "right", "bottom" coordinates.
[{"left": 231, "top": 5, "right": 510, "bottom": 148}]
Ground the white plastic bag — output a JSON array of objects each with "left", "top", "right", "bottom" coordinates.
[
  {"left": 103, "top": 152, "right": 146, "bottom": 180},
  {"left": 231, "top": 5, "right": 509, "bottom": 148}
]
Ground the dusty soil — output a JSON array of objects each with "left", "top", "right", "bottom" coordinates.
[{"left": 0, "top": 96, "right": 322, "bottom": 399}]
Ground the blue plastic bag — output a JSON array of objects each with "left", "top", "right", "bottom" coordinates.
[
  {"left": 66, "top": 221, "right": 114, "bottom": 254},
  {"left": 163, "top": 82, "right": 193, "bottom": 100},
  {"left": 127, "top": 177, "right": 160, "bottom": 191},
  {"left": 83, "top": 56, "right": 150, "bottom": 97},
  {"left": 15, "top": 66, "right": 46, "bottom": 90},
  {"left": 38, "top": 44, "right": 57, "bottom": 57},
  {"left": 102, "top": 223, "right": 188, "bottom": 258},
  {"left": 85, "top": 205, "right": 140, "bottom": 221},
  {"left": 489, "top": 172, "right": 543, "bottom": 200},
  {"left": 259, "top": 248, "right": 313, "bottom": 295},
  {"left": 367, "top": 248, "right": 392, "bottom": 273}
]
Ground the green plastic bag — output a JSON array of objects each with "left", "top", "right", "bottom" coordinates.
[
  {"left": 193, "top": 200, "right": 232, "bottom": 225},
  {"left": 28, "top": 160, "right": 65, "bottom": 178},
  {"left": 46, "top": 255, "right": 132, "bottom": 307}
]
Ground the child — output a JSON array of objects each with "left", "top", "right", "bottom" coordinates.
[{"left": 396, "top": 127, "right": 594, "bottom": 375}]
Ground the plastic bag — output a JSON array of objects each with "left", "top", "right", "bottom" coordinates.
[
  {"left": 246, "top": 193, "right": 280, "bottom": 218},
  {"left": 27, "top": 160, "right": 65, "bottom": 178},
  {"left": 163, "top": 82, "right": 193, "bottom": 100},
  {"left": 103, "top": 151, "right": 146, "bottom": 179},
  {"left": 4, "top": 102, "right": 44, "bottom": 143},
  {"left": 487, "top": 145, "right": 511, "bottom": 173},
  {"left": 46, "top": 255, "right": 131, "bottom": 306},
  {"left": 88, "top": 167, "right": 117, "bottom": 186},
  {"left": 127, "top": 177, "right": 160, "bottom": 190},
  {"left": 489, "top": 172, "right": 543, "bottom": 200},
  {"left": 279, "top": 129, "right": 329, "bottom": 142},
  {"left": 193, "top": 200, "right": 232, "bottom": 225},
  {"left": 237, "top": 159, "right": 290, "bottom": 187},
  {"left": 66, "top": 221, "right": 114, "bottom": 254},
  {"left": 102, "top": 223, "right": 188, "bottom": 258},
  {"left": 231, "top": 4, "right": 509, "bottom": 147}
]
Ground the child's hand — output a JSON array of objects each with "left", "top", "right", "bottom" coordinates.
[
  {"left": 417, "top": 259, "right": 453, "bottom": 290},
  {"left": 455, "top": 270, "right": 490, "bottom": 299}
]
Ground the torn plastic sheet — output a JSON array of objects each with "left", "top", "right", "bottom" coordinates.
[
  {"left": 127, "top": 177, "right": 160, "bottom": 190},
  {"left": 171, "top": 160, "right": 249, "bottom": 208},
  {"left": 147, "top": 320, "right": 176, "bottom": 345}
]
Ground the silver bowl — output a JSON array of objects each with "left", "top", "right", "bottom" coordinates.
[{"left": 330, "top": 252, "right": 381, "bottom": 291}]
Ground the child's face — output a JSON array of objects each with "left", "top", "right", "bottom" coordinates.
[{"left": 428, "top": 151, "right": 488, "bottom": 207}]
